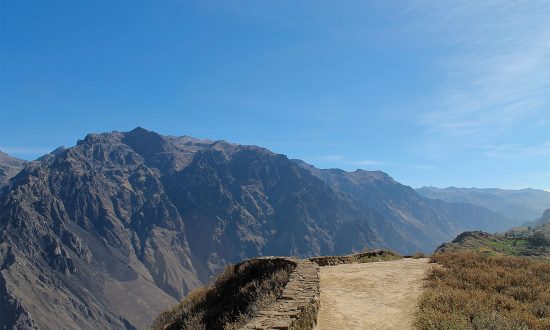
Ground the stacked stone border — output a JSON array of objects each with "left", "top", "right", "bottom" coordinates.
[{"left": 241, "top": 257, "right": 320, "bottom": 330}]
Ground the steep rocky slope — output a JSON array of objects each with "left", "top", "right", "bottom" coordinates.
[
  {"left": 0, "top": 151, "right": 27, "bottom": 188},
  {"left": 0, "top": 127, "right": 518, "bottom": 329}
]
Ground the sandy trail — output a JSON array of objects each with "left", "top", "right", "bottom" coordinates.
[{"left": 315, "top": 258, "right": 430, "bottom": 330}]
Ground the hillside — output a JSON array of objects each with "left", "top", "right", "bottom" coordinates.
[
  {"left": 416, "top": 186, "right": 550, "bottom": 222},
  {"left": 435, "top": 231, "right": 550, "bottom": 259},
  {"left": 419, "top": 216, "right": 550, "bottom": 329},
  {"left": 435, "top": 208, "right": 550, "bottom": 259},
  {"left": 0, "top": 127, "right": 521, "bottom": 329},
  {"left": 416, "top": 251, "right": 550, "bottom": 329}
]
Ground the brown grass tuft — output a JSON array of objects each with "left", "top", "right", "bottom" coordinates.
[{"left": 415, "top": 251, "right": 550, "bottom": 330}]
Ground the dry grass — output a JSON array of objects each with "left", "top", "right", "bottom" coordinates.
[
  {"left": 288, "top": 303, "right": 319, "bottom": 330},
  {"left": 152, "top": 258, "right": 295, "bottom": 330},
  {"left": 415, "top": 251, "right": 550, "bottom": 330},
  {"left": 412, "top": 252, "right": 426, "bottom": 259},
  {"left": 355, "top": 250, "right": 402, "bottom": 263},
  {"left": 310, "top": 249, "right": 401, "bottom": 266}
]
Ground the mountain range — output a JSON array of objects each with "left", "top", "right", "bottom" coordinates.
[
  {"left": 416, "top": 186, "right": 550, "bottom": 223},
  {"left": 0, "top": 128, "right": 527, "bottom": 329}
]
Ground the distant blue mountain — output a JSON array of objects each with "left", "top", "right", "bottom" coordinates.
[{"left": 416, "top": 186, "right": 550, "bottom": 222}]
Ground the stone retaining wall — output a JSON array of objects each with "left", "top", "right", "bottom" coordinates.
[{"left": 241, "top": 258, "right": 320, "bottom": 330}]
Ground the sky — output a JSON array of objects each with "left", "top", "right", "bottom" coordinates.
[{"left": 1, "top": 1, "right": 549, "bottom": 190}]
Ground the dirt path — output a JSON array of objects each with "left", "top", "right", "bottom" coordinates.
[{"left": 315, "top": 258, "right": 430, "bottom": 330}]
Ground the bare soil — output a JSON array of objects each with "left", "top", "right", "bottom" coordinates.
[{"left": 315, "top": 258, "right": 430, "bottom": 330}]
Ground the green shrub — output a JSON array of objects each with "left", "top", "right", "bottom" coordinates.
[{"left": 527, "top": 232, "right": 550, "bottom": 247}]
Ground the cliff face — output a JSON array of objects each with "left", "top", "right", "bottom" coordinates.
[
  {"left": 0, "top": 127, "right": 514, "bottom": 329},
  {"left": 0, "top": 151, "right": 27, "bottom": 188}
]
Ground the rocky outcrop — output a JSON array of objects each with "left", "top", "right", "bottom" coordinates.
[
  {"left": 451, "top": 231, "right": 493, "bottom": 244},
  {"left": 0, "top": 151, "right": 27, "bottom": 188},
  {"left": 434, "top": 231, "right": 494, "bottom": 253},
  {"left": 242, "top": 259, "right": 320, "bottom": 330}
]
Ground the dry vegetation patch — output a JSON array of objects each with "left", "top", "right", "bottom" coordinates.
[
  {"left": 152, "top": 258, "right": 296, "bottom": 330},
  {"left": 309, "top": 249, "right": 401, "bottom": 266},
  {"left": 415, "top": 251, "right": 550, "bottom": 330}
]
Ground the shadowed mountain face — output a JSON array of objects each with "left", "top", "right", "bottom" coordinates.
[
  {"left": 416, "top": 186, "right": 550, "bottom": 222},
  {"left": 0, "top": 128, "right": 518, "bottom": 329},
  {"left": 0, "top": 151, "right": 27, "bottom": 188}
]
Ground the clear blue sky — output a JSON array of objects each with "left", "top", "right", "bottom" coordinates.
[{"left": 1, "top": 1, "right": 549, "bottom": 190}]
